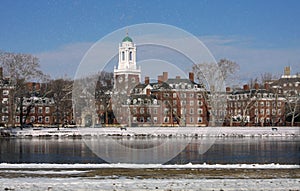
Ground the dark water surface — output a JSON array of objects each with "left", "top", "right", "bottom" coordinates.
[{"left": 0, "top": 137, "right": 299, "bottom": 164}]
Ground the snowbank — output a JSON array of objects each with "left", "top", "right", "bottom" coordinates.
[
  {"left": 0, "top": 163, "right": 299, "bottom": 169},
  {"left": 0, "top": 177, "right": 299, "bottom": 191},
  {"left": 2, "top": 126, "right": 299, "bottom": 137}
]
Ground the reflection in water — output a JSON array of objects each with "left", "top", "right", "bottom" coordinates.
[{"left": 0, "top": 137, "right": 299, "bottom": 164}]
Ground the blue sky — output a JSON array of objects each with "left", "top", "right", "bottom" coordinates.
[{"left": 0, "top": 0, "right": 300, "bottom": 80}]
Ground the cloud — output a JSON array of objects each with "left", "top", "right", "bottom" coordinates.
[
  {"left": 35, "top": 42, "right": 93, "bottom": 78},
  {"left": 200, "top": 35, "right": 300, "bottom": 82},
  {"left": 35, "top": 34, "right": 300, "bottom": 83}
]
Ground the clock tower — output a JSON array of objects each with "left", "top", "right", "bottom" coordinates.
[{"left": 114, "top": 34, "right": 141, "bottom": 94}]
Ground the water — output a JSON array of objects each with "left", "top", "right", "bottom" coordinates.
[{"left": 0, "top": 137, "right": 299, "bottom": 164}]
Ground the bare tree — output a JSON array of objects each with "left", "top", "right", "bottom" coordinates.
[
  {"left": 192, "top": 60, "right": 237, "bottom": 126},
  {"left": 0, "top": 51, "right": 49, "bottom": 128},
  {"left": 47, "top": 78, "right": 73, "bottom": 127},
  {"left": 217, "top": 58, "right": 240, "bottom": 85},
  {"left": 284, "top": 91, "right": 300, "bottom": 126}
]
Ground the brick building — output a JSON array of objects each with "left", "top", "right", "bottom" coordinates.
[
  {"left": 0, "top": 67, "right": 15, "bottom": 127},
  {"left": 95, "top": 35, "right": 209, "bottom": 127},
  {"left": 225, "top": 84, "right": 286, "bottom": 126}
]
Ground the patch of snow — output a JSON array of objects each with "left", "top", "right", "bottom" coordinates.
[
  {"left": 0, "top": 163, "right": 299, "bottom": 169},
  {"left": 0, "top": 177, "right": 299, "bottom": 191}
]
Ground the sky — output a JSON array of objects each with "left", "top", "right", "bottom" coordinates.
[{"left": 0, "top": 0, "right": 300, "bottom": 82}]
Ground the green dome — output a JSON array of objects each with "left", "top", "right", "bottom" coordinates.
[{"left": 122, "top": 36, "right": 133, "bottom": 42}]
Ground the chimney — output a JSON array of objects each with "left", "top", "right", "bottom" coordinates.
[
  {"left": 145, "top": 76, "right": 149, "bottom": 85},
  {"left": 284, "top": 66, "right": 291, "bottom": 76},
  {"left": 226, "top": 87, "right": 231, "bottom": 92},
  {"left": 254, "top": 83, "right": 259, "bottom": 90},
  {"left": 158, "top": 75, "right": 163, "bottom": 84},
  {"left": 163, "top": 72, "right": 168, "bottom": 82},
  {"left": 189, "top": 72, "right": 194, "bottom": 82},
  {"left": 146, "top": 88, "right": 150, "bottom": 96},
  {"left": 176, "top": 76, "right": 181, "bottom": 79},
  {"left": 264, "top": 83, "right": 270, "bottom": 90},
  {"left": 0, "top": 67, "right": 2, "bottom": 79},
  {"left": 243, "top": 84, "right": 250, "bottom": 91}
]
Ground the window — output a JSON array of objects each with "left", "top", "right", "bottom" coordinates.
[
  {"left": 198, "top": 100, "right": 202, "bottom": 106},
  {"left": 31, "top": 107, "right": 35, "bottom": 114},
  {"left": 266, "top": 102, "right": 270, "bottom": 107},
  {"left": 38, "top": 107, "right": 43, "bottom": 114},
  {"left": 260, "top": 109, "right": 264, "bottom": 115},
  {"left": 38, "top": 116, "right": 43, "bottom": 123},
  {"left": 278, "top": 109, "right": 281, "bottom": 115},
  {"left": 129, "top": 51, "right": 132, "bottom": 60},
  {"left": 173, "top": 93, "right": 177, "bottom": 98},
  {"left": 30, "top": 116, "right": 35, "bottom": 123},
  {"left": 266, "top": 109, "right": 270, "bottom": 115},
  {"left": 2, "top": 106, "right": 8, "bottom": 113},
  {"left": 277, "top": 102, "right": 281, "bottom": 107},
  {"left": 2, "top": 116, "right": 8, "bottom": 122},
  {"left": 153, "top": 108, "right": 157, "bottom": 114},
  {"left": 181, "top": 108, "right": 186, "bottom": 114},
  {"left": 122, "top": 51, "right": 125, "bottom": 61},
  {"left": 132, "top": 108, "right": 137, "bottom": 114},
  {"left": 198, "top": 117, "right": 202, "bottom": 123},
  {"left": 173, "top": 100, "right": 177, "bottom": 105},
  {"left": 15, "top": 116, "right": 20, "bottom": 123},
  {"left": 190, "top": 100, "right": 194, "bottom": 106},
  {"left": 198, "top": 108, "right": 203, "bottom": 114},
  {"left": 153, "top": 117, "right": 157, "bottom": 123},
  {"left": 140, "top": 117, "right": 144, "bottom": 123},
  {"left": 133, "top": 117, "right": 137, "bottom": 123},
  {"left": 173, "top": 108, "right": 177, "bottom": 114},
  {"left": 2, "top": 98, "right": 8, "bottom": 104},
  {"left": 140, "top": 108, "right": 144, "bottom": 114},
  {"left": 190, "top": 108, "right": 194, "bottom": 114},
  {"left": 2, "top": 90, "right": 9, "bottom": 96},
  {"left": 164, "top": 108, "right": 169, "bottom": 114},
  {"left": 22, "top": 107, "right": 26, "bottom": 113},
  {"left": 190, "top": 117, "right": 194, "bottom": 123},
  {"left": 164, "top": 117, "right": 169, "bottom": 123},
  {"left": 260, "top": 102, "right": 264, "bottom": 107}
]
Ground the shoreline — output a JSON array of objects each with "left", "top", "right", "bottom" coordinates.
[{"left": 1, "top": 126, "right": 299, "bottom": 138}]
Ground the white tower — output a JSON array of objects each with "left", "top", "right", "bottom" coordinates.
[{"left": 114, "top": 34, "right": 141, "bottom": 90}]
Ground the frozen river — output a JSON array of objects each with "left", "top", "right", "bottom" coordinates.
[
  {"left": 0, "top": 136, "right": 299, "bottom": 190},
  {"left": 0, "top": 136, "right": 299, "bottom": 164}
]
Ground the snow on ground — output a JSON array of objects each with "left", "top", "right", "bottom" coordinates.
[
  {"left": 0, "top": 177, "right": 299, "bottom": 191},
  {"left": 0, "top": 163, "right": 299, "bottom": 169},
  {"left": 3, "top": 126, "right": 300, "bottom": 137}
]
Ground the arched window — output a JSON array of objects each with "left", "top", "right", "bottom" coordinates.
[
  {"left": 129, "top": 51, "right": 132, "bottom": 61},
  {"left": 122, "top": 51, "right": 125, "bottom": 61}
]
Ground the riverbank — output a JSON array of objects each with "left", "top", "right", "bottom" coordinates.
[
  {"left": 1, "top": 126, "right": 299, "bottom": 138},
  {"left": 0, "top": 164, "right": 299, "bottom": 191}
]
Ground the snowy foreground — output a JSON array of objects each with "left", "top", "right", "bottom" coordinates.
[
  {"left": 1, "top": 177, "right": 299, "bottom": 191},
  {"left": 0, "top": 163, "right": 299, "bottom": 169},
  {"left": 0, "top": 163, "right": 299, "bottom": 191},
  {"left": 2, "top": 126, "right": 300, "bottom": 137}
]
